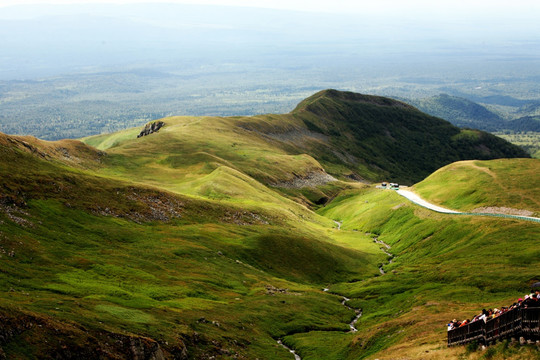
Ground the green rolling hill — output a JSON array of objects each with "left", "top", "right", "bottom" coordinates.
[
  {"left": 288, "top": 90, "right": 527, "bottom": 184},
  {"left": 406, "top": 94, "right": 506, "bottom": 131},
  {"left": 413, "top": 158, "right": 540, "bottom": 214},
  {"left": 0, "top": 90, "right": 537, "bottom": 359},
  {"left": 407, "top": 93, "right": 540, "bottom": 133}
]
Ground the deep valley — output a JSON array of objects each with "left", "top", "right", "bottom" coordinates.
[{"left": 1, "top": 90, "right": 539, "bottom": 359}]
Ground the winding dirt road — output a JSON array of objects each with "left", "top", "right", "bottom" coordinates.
[
  {"left": 396, "top": 190, "right": 461, "bottom": 214},
  {"left": 396, "top": 189, "right": 540, "bottom": 223}
]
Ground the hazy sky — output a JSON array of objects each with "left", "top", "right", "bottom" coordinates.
[
  {"left": 1, "top": 0, "right": 539, "bottom": 17},
  {"left": 1, "top": 0, "right": 539, "bottom": 80}
]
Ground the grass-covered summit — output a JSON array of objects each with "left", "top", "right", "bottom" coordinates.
[{"left": 290, "top": 90, "right": 528, "bottom": 183}]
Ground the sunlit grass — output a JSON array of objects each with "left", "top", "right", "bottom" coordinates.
[{"left": 413, "top": 159, "right": 540, "bottom": 214}]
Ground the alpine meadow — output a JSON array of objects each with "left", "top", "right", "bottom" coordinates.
[{"left": 1, "top": 1, "right": 540, "bottom": 360}]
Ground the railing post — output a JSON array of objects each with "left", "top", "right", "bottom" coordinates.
[{"left": 447, "top": 304, "right": 540, "bottom": 347}]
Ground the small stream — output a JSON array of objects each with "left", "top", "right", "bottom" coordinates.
[
  {"left": 277, "top": 293, "right": 362, "bottom": 359},
  {"left": 341, "top": 296, "right": 362, "bottom": 332},
  {"left": 275, "top": 231, "right": 392, "bottom": 358},
  {"left": 349, "top": 311, "right": 362, "bottom": 332},
  {"left": 277, "top": 339, "right": 301, "bottom": 360},
  {"left": 341, "top": 297, "right": 362, "bottom": 332},
  {"left": 374, "top": 237, "right": 394, "bottom": 275}
]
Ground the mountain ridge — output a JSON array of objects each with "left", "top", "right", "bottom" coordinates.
[{"left": 82, "top": 89, "right": 528, "bottom": 189}]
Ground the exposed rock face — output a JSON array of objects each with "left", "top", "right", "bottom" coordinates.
[
  {"left": 0, "top": 310, "right": 181, "bottom": 360},
  {"left": 220, "top": 210, "right": 270, "bottom": 226},
  {"left": 137, "top": 121, "right": 165, "bottom": 138},
  {"left": 271, "top": 171, "right": 337, "bottom": 189},
  {"left": 90, "top": 186, "right": 185, "bottom": 223}
]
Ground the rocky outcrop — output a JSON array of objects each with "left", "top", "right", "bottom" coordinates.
[
  {"left": 0, "top": 310, "right": 181, "bottom": 359},
  {"left": 220, "top": 210, "right": 270, "bottom": 226},
  {"left": 0, "top": 195, "right": 33, "bottom": 228},
  {"left": 265, "top": 285, "right": 301, "bottom": 296},
  {"left": 137, "top": 121, "right": 165, "bottom": 138},
  {"left": 271, "top": 171, "right": 337, "bottom": 189}
]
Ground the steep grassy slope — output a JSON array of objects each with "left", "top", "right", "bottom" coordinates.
[
  {"left": 0, "top": 131, "right": 385, "bottom": 359},
  {"left": 290, "top": 90, "right": 528, "bottom": 184}
]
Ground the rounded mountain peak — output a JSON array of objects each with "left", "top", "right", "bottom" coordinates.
[{"left": 292, "top": 89, "right": 415, "bottom": 113}]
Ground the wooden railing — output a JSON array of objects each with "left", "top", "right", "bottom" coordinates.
[{"left": 448, "top": 306, "right": 540, "bottom": 346}]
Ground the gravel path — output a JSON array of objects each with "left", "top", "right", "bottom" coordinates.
[{"left": 396, "top": 190, "right": 461, "bottom": 214}]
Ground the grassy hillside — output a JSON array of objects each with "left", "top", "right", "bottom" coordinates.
[
  {"left": 0, "top": 90, "right": 537, "bottom": 359},
  {"left": 413, "top": 159, "right": 540, "bottom": 215},
  {"left": 84, "top": 90, "right": 529, "bottom": 189},
  {"left": 290, "top": 90, "right": 528, "bottom": 184},
  {"left": 0, "top": 131, "right": 386, "bottom": 359},
  {"left": 316, "top": 172, "right": 540, "bottom": 359}
]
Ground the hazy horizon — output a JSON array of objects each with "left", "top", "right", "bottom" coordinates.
[
  {"left": 1, "top": 1, "right": 539, "bottom": 79},
  {"left": 1, "top": 1, "right": 539, "bottom": 140}
]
